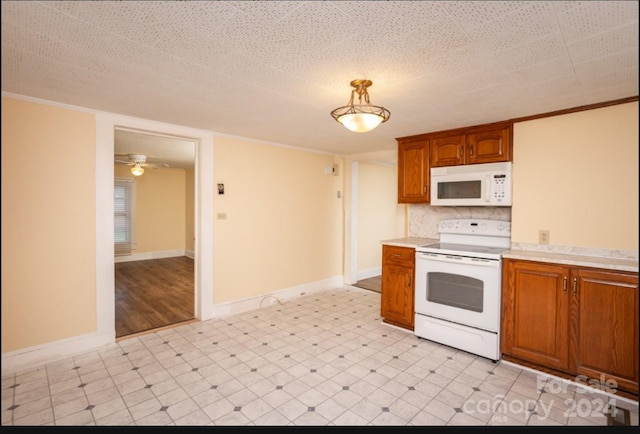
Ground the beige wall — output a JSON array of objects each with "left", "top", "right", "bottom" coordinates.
[
  {"left": 1, "top": 96, "right": 344, "bottom": 355},
  {"left": 212, "top": 136, "right": 343, "bottom": 304},
  {"left": 114, "top": 165, "right": 187, "bottom": 254},
  {"left": 512, "top": 102, "right": 638, "bottom": 250},
  {"left": 357, "top": 162, "right": 404, "bottom": 273},
  {"left": 1, "top": 97, "right": 97, "bottom": 352}
]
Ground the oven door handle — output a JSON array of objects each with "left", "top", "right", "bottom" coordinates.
[{"left": 416, "top": 252, "right": 499, "bottom": 266}]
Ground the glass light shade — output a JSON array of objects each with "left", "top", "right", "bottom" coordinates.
[
  {"left": 131, "top": 164, "right": 144, "bottom": 176},
  {"left": 338, "top": 112, "right": 384, "bottom": 133},
  {"left": 331, "top": 80, "right": 390, "bottom": 133}
]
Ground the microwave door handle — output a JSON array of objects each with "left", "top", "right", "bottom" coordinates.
[{"left": 484, "top": 174, "right": 491, "bottom": 202}]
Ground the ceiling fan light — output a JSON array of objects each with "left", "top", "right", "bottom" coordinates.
[
  {"left": 331, "top": 79, "right": 390, "bottom": 133},
  {"left": 131, "top": 163, "right": 144, "bottom": 176}
]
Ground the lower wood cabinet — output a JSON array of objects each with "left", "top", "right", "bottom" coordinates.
[
  {"left": 501, "top": 258, "right": 639, "bottom": 396},
  {"left": 381, "top": 245, "right": 415, "bottom": 330}
]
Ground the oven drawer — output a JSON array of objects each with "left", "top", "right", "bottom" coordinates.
[{"left": 383, "top": 245, "right": 415, "bottom": 266}]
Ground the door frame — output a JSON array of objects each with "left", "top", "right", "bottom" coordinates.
[
  {"left": 344, "top": 151, "right": 401, "bottom": 285},
  {"left": 96, "top": 112, "right": 214, "bottom": 340}
]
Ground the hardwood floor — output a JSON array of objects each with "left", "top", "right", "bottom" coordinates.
[
  {"left": 353, "top": 275, "right": 381, "bottom": 293},
  {"left": 115, "top": 256, "right": 194, "bottom": 338}
]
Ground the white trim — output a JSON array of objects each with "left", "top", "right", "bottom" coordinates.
[
  {"left": 1, "top": 331, "right": 114, "bottom": 376},
  {"left": 357, "top": 266, "right": 381, "bottom": 281},
  {"left": 114, "top": 250, "right": 190, "bottom": 263},
  {"left": 96, "top": 115, "right": 116, "bottom": 338},
  {"left": 348, "top": 161, "right": 359, "bottom": 285},
  {"left": 205, "top": 276, "right": 345, "bottom": 318},
  {"left": 95, "top": 111, "right": 215, "bottom": 340}
]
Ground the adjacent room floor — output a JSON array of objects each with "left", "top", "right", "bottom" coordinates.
[{"left": 2, "top": 287, "right": 637, "bottom": 426}]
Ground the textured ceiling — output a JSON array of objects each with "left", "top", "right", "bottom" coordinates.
[{"left": 2, "top": 1, "right": 638, "bottom": 160}]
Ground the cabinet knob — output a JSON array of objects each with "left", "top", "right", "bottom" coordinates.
[
  {"left": 572, "top": 277, "right": 577, "bottom": 296},
  {"left": 563, "top": 276, "right": 567, "bottom": 293}
]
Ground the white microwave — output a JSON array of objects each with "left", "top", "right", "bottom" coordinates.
[{"left": 430, "top": 162, "right": 512, "bottom": 206}]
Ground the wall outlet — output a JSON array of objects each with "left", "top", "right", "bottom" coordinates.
[
  {"left": 217, "top": 212, "right": 227, "bottom": 220},
  {"left": 539, "top": 230, "right": 550, "bottom": 244}
]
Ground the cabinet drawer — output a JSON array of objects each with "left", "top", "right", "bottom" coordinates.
[{"left": 383, "top": 245, "right": 415, "bottom": 266}]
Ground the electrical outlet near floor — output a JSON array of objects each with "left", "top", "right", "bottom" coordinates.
[{"left": 539, "top": 230, "right": 550, "bottom": 244}]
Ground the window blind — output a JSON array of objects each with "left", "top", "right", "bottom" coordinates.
[{"left": 114, "top": 178, "right": 133, "bottom": 256}]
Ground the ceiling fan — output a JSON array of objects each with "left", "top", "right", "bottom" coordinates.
[{"left": 114, "top": 154, "right": 169, "bottom": 176}]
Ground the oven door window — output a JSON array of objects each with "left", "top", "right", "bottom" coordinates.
[
  {"left": 427, "top": 272, "right": 483, "bottom": 312},
  {"left": 437, "top": 180, "right": 481, "bottom": 199}
]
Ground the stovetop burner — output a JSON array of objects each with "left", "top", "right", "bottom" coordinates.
[
  {"left": 417, "top": 242, "right": 510, "bottom": 260},
  {"left": 415, "top": 219, "right": 512, "bottom": 260}
]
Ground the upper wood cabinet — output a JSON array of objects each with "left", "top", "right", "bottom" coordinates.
[
  {"left": 430, "top": 134, "right": 465, "bottom": 167},
  {"left": 431, "top": 124, "right": 512, "bottom": 167},
  {"left": 396, "top": 121, "right": 513, "bottom": 203},
  {"left": 397, "top": 138, "right": 429, "bottom": 203}
]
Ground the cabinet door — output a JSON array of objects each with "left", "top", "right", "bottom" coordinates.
[
  {"left": 466, "top": 126, "right": 511, "bottom": 165},
  {"left": 501, "top": 260, "right": 570, "bottom": 370},
  {"left": 571, "top": 268, "right": 639, "bottom": 394},
  {"left": 381, "top": 245, "right": 415, "bottom": 330},
  {"left": 381, "top": 263, "right": 414, "bottom": 330},
  {"left": 397, "top": 139, "right": 429, "bottom": 203},
  {"left": 430, "top": 134, "right": 465, "bottom": 167}
]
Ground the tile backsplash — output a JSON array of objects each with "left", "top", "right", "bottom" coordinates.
[{"left": 408, "top": 205, "right": 512, "bottom": 238}]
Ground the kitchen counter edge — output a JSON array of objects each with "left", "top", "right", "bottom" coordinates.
[
  {"left": 503, "top": 249, "right": 639, "bottom": 273},
  {"left": 381, "top": 237, "right": 438, "bottom": 249}
]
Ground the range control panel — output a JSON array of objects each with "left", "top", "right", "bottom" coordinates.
[{"left": 438, "top": 219, "right": 511, "bottom": 237}]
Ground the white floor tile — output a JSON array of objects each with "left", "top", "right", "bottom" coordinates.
[{"left": 1, "top": 288, "right": 637, "bottom": 426}]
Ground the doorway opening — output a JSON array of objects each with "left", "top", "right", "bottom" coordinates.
[
  {"left": 113, "top": 128, "right": 197, "bottom": 338},
  {"left": 95, "top": 113, "right": 214, "bottom": 342}
]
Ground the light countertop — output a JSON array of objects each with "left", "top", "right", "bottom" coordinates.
[
  {"left": 380, "top": 238, "right": 638, "bottom": 273},
  {"left": 503, "top": 249, "right": 638, "bottom": 273},
  {"left": 380, "top": 237, "right": 438, "bottom": 249}
]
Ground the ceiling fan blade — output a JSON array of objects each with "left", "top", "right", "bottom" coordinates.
[
  {"left": 145, "top": 162, "right": 170, "bottom": 169},
  {"left": 115, "top": 159, "right": 131, "bottom": 164}
]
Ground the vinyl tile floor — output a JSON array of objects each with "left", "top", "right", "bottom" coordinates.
[{"left": 2, "top": 287, "right": 638, "bottom": 426}]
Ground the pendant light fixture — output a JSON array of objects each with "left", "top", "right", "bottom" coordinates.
[{"left": 330, "top": 79, "right": 390, "bottom": 133}]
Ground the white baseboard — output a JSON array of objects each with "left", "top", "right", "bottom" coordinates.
[
  {"left": 1, "top": 330, "right": 115, "bottom": 377},
  {"left": 357, "top": 267, "right": 381, "bottom": 281},
  {"left": 1, "top": 276, "right": 345, "bottom": 377},
  {"left": 211, "top": 276, "right": 345, "bottom": 317},
  {"left": 114, "top": 249, "right": 189, "bottom": 263}
]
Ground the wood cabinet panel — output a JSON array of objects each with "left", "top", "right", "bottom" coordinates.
[
  {"left": 430, "top": 135, "right": 464, "bottom": 167},
  {"left": 502, "top": 259, "right": 570, "bottom": 370},
  {"left": 502, "top": 258, "right": 639, "bottom": 396},
  {"left": 381, "top": 245, "right": 415, "bottom": 330},
  {"left": 572, "top": 268, "right": 639, "bottom": 394},
  {"left": 466, "top": 127, "right": 511, "bottom": 164},
  {"left": 397, "top": 139, "right": 429, "bottom": 203}
]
